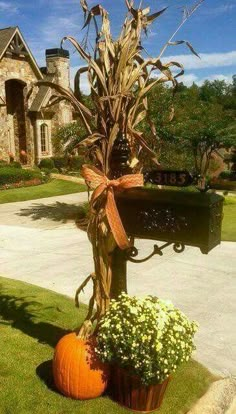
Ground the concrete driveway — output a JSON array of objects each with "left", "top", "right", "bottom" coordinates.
[{"left": 0, "top": 192, "right": 235, "bottom": 378}]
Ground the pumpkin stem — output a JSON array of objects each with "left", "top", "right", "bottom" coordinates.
[{"left": 76, "top": 320, "right": 93, "bottom": 339}]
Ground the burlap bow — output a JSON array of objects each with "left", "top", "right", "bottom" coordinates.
[{"left": 81, "top": 164, "right": 144, "bottom": 250}]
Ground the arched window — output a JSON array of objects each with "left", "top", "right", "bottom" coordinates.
[{"left": 40, "top": 124, "right": 48, "bottom": 153}]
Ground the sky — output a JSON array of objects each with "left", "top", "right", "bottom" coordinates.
[{"left": 0, "top": 0, "right": 235, "bottom": 94}]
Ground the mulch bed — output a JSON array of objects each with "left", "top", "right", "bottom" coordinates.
[{"left": 0, "top": 178, "right": 43, "bottom": 191}]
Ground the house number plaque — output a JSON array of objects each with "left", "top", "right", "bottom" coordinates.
[{"left": 145, "top": 170, "right": 194, "bottom": 187}]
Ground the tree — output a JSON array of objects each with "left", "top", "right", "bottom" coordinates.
[
  {"left": 223, "top": 75, "right": 236, "bottom": 111},
  {"left": 53, "top": 121, "right": 87, "bottom": 154},
  {"left": 169, "top": 93, "right": 235, "bottom": 177},
  {"left": 137, "top": 83, "right": 174, "bottom": 167},
  {"left": 200, "top": 77, "right": 236, "bottom": 112},
  {"left": 136, "top": 75, "right": 236, "bottom": 176},
  {"left": 200, "top": 79, "right": 229, "bottom": 103},
  {"left": 138, "top": 83, "right": 196, "bottom": 171}
]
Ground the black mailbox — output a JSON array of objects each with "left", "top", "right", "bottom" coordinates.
[{"left": 116, "top": 188, "right": 224, "bottom": 254}]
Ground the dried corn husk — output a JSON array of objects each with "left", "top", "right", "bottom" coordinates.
[{"left": 28, "top": 1, "right": 204, "bottom": 336}]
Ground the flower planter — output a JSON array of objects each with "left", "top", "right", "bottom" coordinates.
[
  {"left": 109, "top": 366, "right": 170, "bottom": 413},
  {"left": 96, "top": 294, "right": 198, "bottom": 411}
]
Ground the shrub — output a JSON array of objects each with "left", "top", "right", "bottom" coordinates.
[
  {"left": 0, "top": 167, "right": 42, "bottom": 186},
  {"left": 219, "top": 170, "right": 232, "bottom": 179},
  {"left": 51, "top": 156, "right": 68, "bottom": 171},
  {"left": 33, "top": 166, "right": 41, "bottom": 172},
  {"left": 50, "top": 155, "right": 85, "bottom": 172},
  {"left": 40, "top": 168, "right": 51, "bottom": 176},
  {"left": 38, "top": 158, "right": 55, "bottom": 170},
  {"left": 9, "top": 161, "right": 22, "bottom": 169},
  {"left": 229, "top": 170, "right": 236, "bottom": 180},
  {"left": 68, "top": 155, "right": 84, "bottom": 171},
  {"left": 209, "top": 180, "right": 236, "bottom": 191},
  {"left": 96, "top": 293, "right": 198, "bottom": 385},
  {"left": 230, "top": 153, "right": 236, "bottom": 163},
  {"left": 1, "top": 178, "right": 43, "bottom": 190},
  {"left": 51, "top": 168, "right": 60, "bottom": 174},
  {"left": 0, "top": 161, "right": 22, "bottom": 169}
]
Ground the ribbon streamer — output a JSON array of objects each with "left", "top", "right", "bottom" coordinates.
[{"left": 81, "top": 164, "right": 144, "bottom": 250}]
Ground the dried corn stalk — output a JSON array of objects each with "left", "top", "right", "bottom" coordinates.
[{"left": 30, "top": 0, "right": 204, "bottom": 337}]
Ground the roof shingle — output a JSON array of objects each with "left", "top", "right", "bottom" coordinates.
[
  {"left": 29, "top": 74, "right": 55, "bottom": 112},
  {"left": 0, "top": 27, "right": 17, "bottom": 59}
]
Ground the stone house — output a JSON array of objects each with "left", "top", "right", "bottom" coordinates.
[{"left": 0, "top": 26, "right": 73, "bottom": 165}]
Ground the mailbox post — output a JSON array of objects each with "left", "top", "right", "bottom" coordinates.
[{"left": 110, "top": 132, "right": 132, "bottom": 298}]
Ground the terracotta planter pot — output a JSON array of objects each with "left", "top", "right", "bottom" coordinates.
[{"left": 109, "top": 366, "right": 170, "bottom": 413}]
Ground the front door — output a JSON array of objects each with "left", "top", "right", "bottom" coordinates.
[{"left": 5, "top": 79, "right": 27, "bottom": 161}]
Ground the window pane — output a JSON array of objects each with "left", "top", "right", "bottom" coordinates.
[{"left": 40, "top": 124, "right": 48, "bottom": 153}]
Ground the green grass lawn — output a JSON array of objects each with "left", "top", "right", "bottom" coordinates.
[
  {"left": 0, "top": 276, "right": 216, "bottom": 414},
  {"left": 0, "top": 179, "right": 86, "bottom": 204},
  {"left": 222, "top": 197, "right": 236, "bottom": 242}
]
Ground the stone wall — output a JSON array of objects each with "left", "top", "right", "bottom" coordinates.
[
  {"left": 0, "top": 105, "right": 8, "bottom": 161},
  {"left": 51, "top": 101, "right": 73, "bottom": 139},
  {"left": 46, "top": 55, "right": 73, "bottom": 152},
  {"left": 0, "top": 51, "right": 74, "bottom": 164},
  {"left": 46, "top": 56, "right": 70, "bottom": 89},
  {"left": 0, "top": 55, "right": 39, "bottom": 163}
]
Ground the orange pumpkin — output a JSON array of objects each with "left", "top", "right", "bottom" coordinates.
[{"left": 53, "top": 333, "right": 109, "bottom": 400}]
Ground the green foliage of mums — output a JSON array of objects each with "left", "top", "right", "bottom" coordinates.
[{"left": 96, "top": 293, "right": 198, "bottom": 385}]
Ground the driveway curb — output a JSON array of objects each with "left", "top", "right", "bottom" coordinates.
[{"left": 188, "top": 378, "right": 236, "bottom": 414}]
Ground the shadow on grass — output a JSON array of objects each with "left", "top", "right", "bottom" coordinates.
[
  {"left": 17, "top": 202, "right": 89, "bottom": 230},
  {"left": 36, "top": 360, "right": 58, "bottom": 392},
  {"left": 0, "top": 285, "right": 69, "bottom": 348}
]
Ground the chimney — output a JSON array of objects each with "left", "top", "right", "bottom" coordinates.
[{"left": 45, "top": 48, "right": 70, "bottom": 89}]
